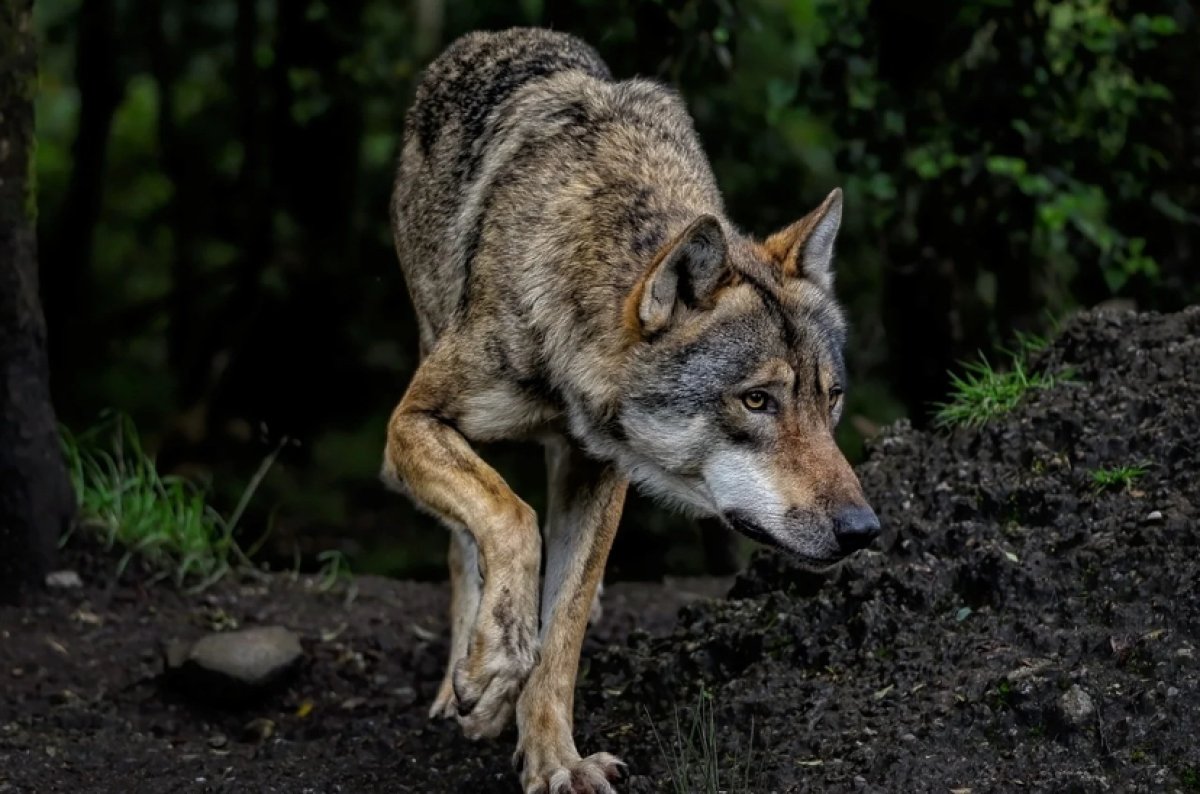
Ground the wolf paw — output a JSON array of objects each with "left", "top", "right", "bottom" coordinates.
[
  {"left": 453, "top": 622, "right": 539, "bottom": 739},
  {"left": 518, "top": 751, "right": 625, "bottom": 794}
]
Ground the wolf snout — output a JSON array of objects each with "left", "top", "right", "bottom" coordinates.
[{"left": 832, "top": 505, "right": 880, "bottom": 554}]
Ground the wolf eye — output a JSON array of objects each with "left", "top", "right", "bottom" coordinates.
[
  {"left": 742, "top": 390, "right": 771, "bottom": 412},
  {"left": 829, "top": 386, "right": 844, "bottom": 407}
]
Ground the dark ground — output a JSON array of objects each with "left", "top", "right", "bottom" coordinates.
[{"left": 2, "top": 307, "right": 1199, "bottom": 793}]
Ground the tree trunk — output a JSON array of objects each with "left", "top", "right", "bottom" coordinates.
[
  {"left": 41, "top": 0, "right": 121, "bottom": 399},
  {"left": 0, "top": 0, "right": 76, "bottom": 603}
]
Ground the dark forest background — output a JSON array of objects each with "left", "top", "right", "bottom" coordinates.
[{"left": 33, "top": 0, "right": 1200, "bottom": 579}]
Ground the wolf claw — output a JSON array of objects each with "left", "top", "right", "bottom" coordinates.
[{"left": 521, "top": 752, "right": 625, "bottom": 794}]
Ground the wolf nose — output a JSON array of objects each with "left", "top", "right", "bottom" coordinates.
[{"left": 833, "top": 505, "right": 880, "bottom": 554}]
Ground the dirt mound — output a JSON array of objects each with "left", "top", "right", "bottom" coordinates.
[
  {"left": 585, "top": 307, "right": 1200, "bottom": 792},
  {"left": 2, "top": 308, "right": 1197, "bottom": 793}
]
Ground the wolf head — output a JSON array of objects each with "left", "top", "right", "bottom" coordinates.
[{"left": 617, "top": 189, "right": 879, "bottom": 565}]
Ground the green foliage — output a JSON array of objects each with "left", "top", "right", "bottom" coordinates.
[
  {"left": 934, "top": 334, "right": 1059, "bottom": 428},
  {"left": 62, "top": 415, "right": 238, "bottom": 587},
  {"left": 60, "top": 414, "right": 278, "bottom": 589},
  {"left": 647, "top": 690, "right": 757, "bottom": 794},
  {"left": 61, "top": 413, "right": 356, "bottom": 587},
  {"left": 1090, "top": 463, "right": 1150, "bottom": 492},
  {"left": 811, "top": 0, "right": 1188, "bottom": 309},
  {"left": 30, "top": 0, "right": 1200, "bottom": 576},
  {"left": 989, "top": 679, "right": 1015, "bottom": 710},
  {"left": 315, "top": 549, "right": 353, "bottom": 590}
]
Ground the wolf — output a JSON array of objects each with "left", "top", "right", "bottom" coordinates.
[{"left": 382, "top": 27, "right": 879, "bottom": 793}]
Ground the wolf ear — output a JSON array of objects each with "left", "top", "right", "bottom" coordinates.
[
  {"left": 763, "top": 188, "right": 843, "bottom": 291},
  {"left": 632, "top": 215, "right": 728, "bottom": 336}
]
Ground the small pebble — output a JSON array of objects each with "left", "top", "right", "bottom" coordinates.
[
  {"left": 1058, "top": 684, "right": 1096, "bottom": 728},
  {"left": 241, "top": 718, "right": 276, "bottom": 744},
  {"left": 900, "top": 732, "right": 917, "bottom": 743},
  {"left": 1144, "top": 510, "right": 1164, "bottom": 524},
  {"left": 50, "top": 690, "right": 77, "bottom": 706},
  {"left": 391, "top": 686, "right": 417, "bottom": 707},
  {"left": 208, "top": 733, "right": 228, "bottom": 749},
  {"left": 45, "top": 570, "right": 83, "bottom": 589}
]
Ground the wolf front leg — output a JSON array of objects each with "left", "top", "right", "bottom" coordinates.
[
  {"left": 384, "top": 366, "right": 541, "bottom": 740},
  {"left": 516, "top": 439, "right": 628, "bottom": 794}
]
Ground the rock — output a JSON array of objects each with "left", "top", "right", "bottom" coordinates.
[
  {"left": 45, "top": 570, "right": 82, "bottom": 589},
  {"left": 1057, "top": 684, "right": 1095, "bottom": 729},
  {"left": 207, "top": 733, "right": 228, "bottom": 749},
  {"left": 164, "top": 626, "right": 303, "bottom": 704},
  {"left": 340, "top": 696, "right": 367, "bottom": 711},
  {"left": 1145, "top": 510, "right": 1165, "bottom": 524}
]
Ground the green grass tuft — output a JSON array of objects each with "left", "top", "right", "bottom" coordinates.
[
  {"left": 60, "top": 413, "right": 280, "bottom": 590},
  {"left": 646, "top": 690, "right": 757, "bottom": 794},
  {"left": 933, "top": 332, "right": 1061, "bottom": 429},
  {"left": 1090, "top": 463, "right": 1150, "bottom": 493}
]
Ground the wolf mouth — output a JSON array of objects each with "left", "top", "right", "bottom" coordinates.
[
  {"left": 722, "top": 511, "right": 775, "bottom": 544},
  {"left": 721, "top": 510, "right": 844, "bottom": 566}
]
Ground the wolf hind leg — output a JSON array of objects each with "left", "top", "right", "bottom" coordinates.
[
  {"left": 429, "top": 527, "right": 482, "bottom": 720},
  {"left": 384, "top": 354, "right": 542, "bottom": 740}
]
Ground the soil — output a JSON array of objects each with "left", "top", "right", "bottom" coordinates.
[{"left": 3, "top": 307, "right": 1199, "bottom": 793}]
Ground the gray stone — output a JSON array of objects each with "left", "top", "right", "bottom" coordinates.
[
  {"left": 165, "top": 626, "right": 302, "bottom": 702},
  {"left": 45, "top": 570, "right": 82, "bottom": 589},
  {"left": 1057, "top": 684, "right": 1095, "bottom": 729}
]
